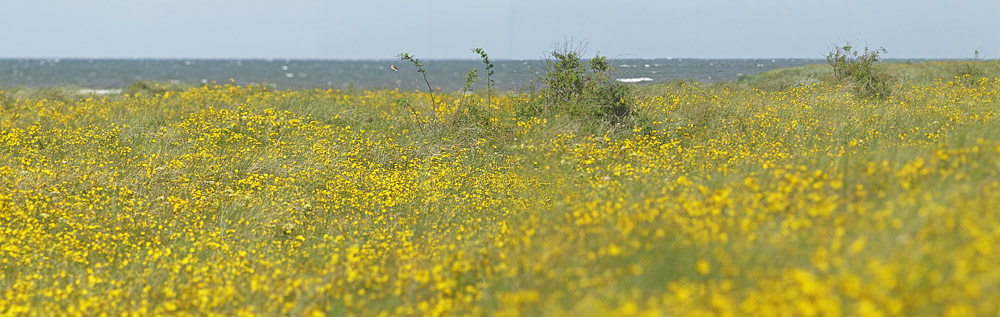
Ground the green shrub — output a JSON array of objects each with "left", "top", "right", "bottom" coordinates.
[
  {"left": 826, "top": 43, "right": 893, "bottom": 98},
  {"left": 955, "top": 50, "right": 985, "bottom": 85},
  {"left": 472, "top": 48, "right": 495, "bottom": 101},
  {"left": 460, "top": 68, "right": 478, "bottom": 94},
  {"left": 544, "top": 49, "right": 586, "bottom": 104},
  {"left": 584, "top": 54, "right": 633, "bottom": 119},
  {"left": 541, "top": 45, "right": 634, "bottom": 121},
  {"left": 123, "top": 80, "right": 191, "bottom": 96},
  {"left": 585, "top": 77, "right": 633, "bottom": 119}
]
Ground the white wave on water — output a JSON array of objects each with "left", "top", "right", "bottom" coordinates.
[
  {"left": 78, "top": 89, "right": 122, "bottom": 95},
  {"left": 616, "top": 77, "right": 652, "bottom": 83}
]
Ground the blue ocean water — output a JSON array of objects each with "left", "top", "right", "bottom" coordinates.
[{"left": 0, "top": 58, "right": 829, "bottom": 91}]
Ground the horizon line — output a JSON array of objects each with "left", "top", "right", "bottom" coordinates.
[{"left": 0, "top": 57, "right": 983, "bottom": 61}]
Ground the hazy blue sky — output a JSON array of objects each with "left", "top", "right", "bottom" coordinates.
[{"left": 2, "top": 0, "right": 998, "bottom": 59}]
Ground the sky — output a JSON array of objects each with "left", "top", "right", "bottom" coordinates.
[{"left": 2, "top": 0, "right": 998, "bottom": 60}]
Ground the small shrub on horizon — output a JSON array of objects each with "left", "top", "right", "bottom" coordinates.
[
  {"left": 826, "top": 42, "right": 894, "bottom": 99},
  {"left": 544, "top": 46, "right": 586, "bottom": 105},
  {"left": 956, "top": 50, "right": 985, "bottom": 85},
  {"left": 583, "top": 53, "right": 634, "bottom": 121},
  {"left": 541, "top": 43, "right": 635, "bottom": 122},
  {"left": 123, "top": 79, "right": 192, "bottom": 96}
]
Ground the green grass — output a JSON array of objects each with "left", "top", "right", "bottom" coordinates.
[
  {"left": 648, "top": 59, "right": 1000, "bottom": 93},
  {"left": 2, "top": 58, "right": 1000, "bottom": 315}
]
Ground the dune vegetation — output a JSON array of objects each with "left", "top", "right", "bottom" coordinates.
[{"left": 2, "top": 55, "right": 1000, "bottom": 315}]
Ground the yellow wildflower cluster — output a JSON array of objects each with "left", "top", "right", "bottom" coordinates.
[{"left": 2, "top": 76, "right": 999, "bottom": 315}]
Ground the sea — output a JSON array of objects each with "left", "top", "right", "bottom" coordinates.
[{"left": 1, "top": 58, "right": 832, "bottom": 92}]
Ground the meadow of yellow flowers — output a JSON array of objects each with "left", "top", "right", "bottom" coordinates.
[{"left": 2, "top": 64, "right": 1000, "bottom": 315}]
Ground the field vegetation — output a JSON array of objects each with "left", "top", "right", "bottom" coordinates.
[{"left": 2, "top": 51, "right": 1000, "bottom": 315}]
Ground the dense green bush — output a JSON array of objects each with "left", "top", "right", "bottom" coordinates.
[
  {"left": 392, "top": 46, "right": 636, "bottom": 129},
  {"left": 583, "top": 55, "right": 632, "bottom": 119},
  {"left": 826, "top": 43, "right": 894, "bottom": 98},
  {"left": 955, "top": 50, "right": 985, "bottom": 85},
  {"left": 123, "top": 80, "right": 192, "bottom": 96},
  {"left": 544, "top": 49, "right": 587, "bottom": 104},
  {"left": 542, "top": 46, "right": 634, "bottom": 121}
]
